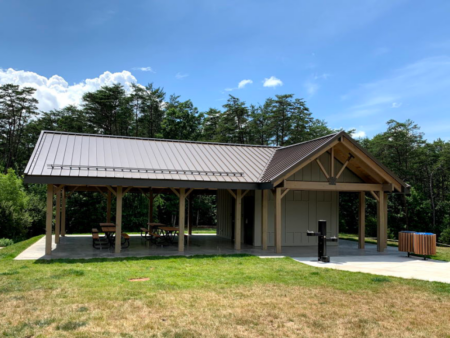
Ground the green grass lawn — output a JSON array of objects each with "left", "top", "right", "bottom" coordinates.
[
  {"left": 1, "top": 237, "right": 450, "bottom": 337},
  {"left": 339, "top": 233, "right": 450, "bottom": 262}
]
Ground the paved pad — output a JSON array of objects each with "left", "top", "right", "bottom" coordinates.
[{"left": 294, "top": 255, "right": 450, "bottom": 284}]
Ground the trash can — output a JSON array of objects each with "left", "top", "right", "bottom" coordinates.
[
  {"left": 398, "top": 231, "right": 416, "bottom": 253},
  {"left": 413, "top": 233, "right": 436, "bottom": 256}
]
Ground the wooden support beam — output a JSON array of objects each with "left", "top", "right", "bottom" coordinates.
[
  {"left": 241, "top": 190, "right": 250, "bottom": 198},
  {"left": 383, "top": 192, "right": 389, "bottom": 251},
  {"left": 358, "top": 192, "right": 365, "bottom": 249},
  {"left": 188, "top": 195, "right": 193, "bottom": 236},
  {"left": 106, "top": 186, "right": 117, "bottom": 197},
  {"left": 261, "top": 190, "right": 269, "bottom": 250},
  {"left": 234, "top": 189, "right": 242, "bottom": 250},
  {"left": 282, "top": 181, "right": 384, "bottom": 192},
  {"left": 66, "top": 186, "right": 79, "bottom": 198},
  {"left": 148, "top": 189, "right": 153, "bottom": 231},
  {"left": 336, "top": 155, "right": 352, "bottom": 179},
  {"left": 377, "top": 192, "right": 387, "bottom": 252},
  {"left": 55, "top": 188, "right": 61, "bottom": 244},
  {"left": 170, "top": 187, "right": 180, "bottom": 198},
  {"left": 107, "top": 190, "right": 112, "bottom": 223},
  {"left": 95, "top": 186, "right": 107, "bottom": 197},
  {"left": 185, "top": 188, "right": 194, "bottom": 198},
  {"left": 280, "top": 188, "right": 290, "bottom": 199},
  {"left": 123, "top": 186, "right": 133, "bottom": 195},
  {"left": 316, "top": 159, "right": 330, "bottom": 179},
  {"left": 61, "top": 188, "right": 66, "bottom": 236},
  {"left": 331, "top": 147, "right": 335, "bottom": 178},
  {"left": 227, "top": 189, "right": 236, "bottom": 199},
  {"left": 53, "top": 184, "right": 65, "bottom": 193},
  {"left": 274, "top": 187, "right": 282, "bottom": 254},
  {"left": 370, "top": 190, "right": 380, "bottom": 202},
  {"left": 115, "top": 187, "right": 123, "bottom": 254},
  {"left": 178, "top": 188, "right": 186, "bottom": 252},
  {"left": 45, "top": 185, "right": 53, "bottom": 255}
]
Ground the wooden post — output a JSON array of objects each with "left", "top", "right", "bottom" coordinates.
[
  {"left": 178, "top": 188, "right": 186, "bottom": 252},
  {"left": 331, "top": 147, "right": 335, "bottom": 177},
  {"left": 377, "top": 192, "right": 387, "bottom": 252},
  {"left": 55, "top": 187, "right": 61, "bottom": 244},
  {"left": 275, "top": 188, "right": 282, "bottom": 254},
  {"left": 115, "top": 187, "right": 123, "bottom": 254},
  {"left": 234, "top": 189, "right": 242, "bottom": 250},
  {"left": 358, "top": 192, "right": 365, "bottom": 249},
  {"left": 188, "top": 195, "right": 193, "bottom": 235},
  {"left": 107, "top": 190, "right": 111, "bottom": 223},
  {"left": 383, "top": 192, "right": 388, "bottom": 250},
  {"left": 45, "top": 185, "right": 53, "bottom": 255},
  {"left": 148, "top": 188, "right": 153, "bottom": 230},
  {"left": 61, "top": 188, "right": 66, "bottom": 237},
  {"left": 261, "top": 190, "right": 268, "bottom": 250}
]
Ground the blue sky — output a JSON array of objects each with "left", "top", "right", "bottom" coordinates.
[{"left": 1, "top": 0, "right": 450, "bottom": 140}]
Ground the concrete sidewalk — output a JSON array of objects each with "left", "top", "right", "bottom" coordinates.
[{"left": 294, "top": 255, "right": 450, "bottom": 284}]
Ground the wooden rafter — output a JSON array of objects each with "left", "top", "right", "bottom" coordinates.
[
  {"left": 123, "top": 186, "right": 133, "bottom": 195},
  {"left": 281, "top": 181, "right": 387, "bottom": 192},
  {"left": 331, "top": 147, "right": 335, "bottom": 178},
  {"left": 53, "top": 184, "right": 65, "bottom": 193},
  {"left": 241, "top": 190, "right": 250, "bottom": 198}
]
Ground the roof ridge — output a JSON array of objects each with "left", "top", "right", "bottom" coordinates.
[
  {"left": 277, "top": 132, "right": 341, "bottom": 150},
  {"left": 40, "top": 130, "right": 279, "bottom": 149}
]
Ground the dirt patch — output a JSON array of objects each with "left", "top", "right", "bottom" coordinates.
[{"left": 128, "top": 277, "right": 150, "bottom": 282}]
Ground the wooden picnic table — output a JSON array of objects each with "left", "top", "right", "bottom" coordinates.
[
  {"left": 158, "top": 226, "right": 180, "bottom": 244},
  {"left": 99, "top": 223, "right": 115, "bottom": 227},
  {"left": 101, "top": 226, "right": 116, "bottom": 245}
]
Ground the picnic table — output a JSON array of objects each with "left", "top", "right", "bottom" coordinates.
[{"left": 101, "top": 226, "right": 116, "bottom": 245}]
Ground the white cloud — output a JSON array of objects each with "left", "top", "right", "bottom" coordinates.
[
  {"left": 352, "top": 130, "right": 366, "bottom": 138},
  {"left": 263, "top": 76, "right": 283, "bottom": 88},
  {"left": 238, "top": 79, "right": 253, "bottom": 89},
  {"left": 133, "top": 67, "right": 154, "bottom": 72},
  {"left": 392, "top": 102, "right": 402, "bottom": 108},
  {"left": 0, "top": 68, "right": 138, "bottom": 111},
  {"left": 176, "top": 72, "right": 189, "bottom": 79},
  {"left": 225, "top": 79, "right": 253, "bottom": 91}
]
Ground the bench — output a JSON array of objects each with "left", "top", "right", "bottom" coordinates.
[
  {"left": 92, "top": 231, "right": 109, "bottom": 249},
  {"left": 121, "top": 233, "right": 130, "bottom": 248}
]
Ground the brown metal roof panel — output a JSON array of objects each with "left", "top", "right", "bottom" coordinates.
[
  {"left": 30, "top": 133, "right": 54, "bottom": 176},
  {"left": 165, "top": 142, "right": 199, "bottom": 181},
  {"left": 260, "top": 133, "right": 339, "bottom": 182},
  {"left": 42, "top": 134, "right": 62, "bottom": 176}
]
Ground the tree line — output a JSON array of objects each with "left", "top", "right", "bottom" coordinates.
[{"left": 0, "top": 83, "right": 449, "bottom": 244}]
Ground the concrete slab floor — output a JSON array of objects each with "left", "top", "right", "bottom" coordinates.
[
  {"left": 294, "top": 255, "right": 450, "bottom": 284},
  {"left": 15, "top": 234, "right": 398, "bottom": 260}
]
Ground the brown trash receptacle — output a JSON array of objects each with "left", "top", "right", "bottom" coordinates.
[
  {"left": 413, "top": 233, "right": 436, "bottom": 256},
  {"left": 398, "top": 231, "right": 415, "bottom": 253}
]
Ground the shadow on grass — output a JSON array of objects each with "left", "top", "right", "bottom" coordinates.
[{"left": 33, "top": 253, "right": 257, "bottom": 265}]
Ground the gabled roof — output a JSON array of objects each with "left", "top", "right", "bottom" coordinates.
[{"left": 24, "top": 130, "right": 408, "bottom": 191}]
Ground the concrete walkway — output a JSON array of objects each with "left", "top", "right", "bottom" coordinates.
[{"left": 294, "top": 255, "right": 450, "bottom": 284}]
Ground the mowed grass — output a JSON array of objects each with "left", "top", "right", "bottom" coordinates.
[
  {"left": 1, "top": 237, "right": 450, "bottom": 337},
  {"left": 339, "top": 233, "right": 450, "bottom": 262}
]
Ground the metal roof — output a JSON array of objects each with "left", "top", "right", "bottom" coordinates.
[
  {"left": 24, "top": 130, "right": 408, "bottom": 191},
  {"left": 24, "top": 131, "right": 277, "bottom": 186},
  {"left": 260, "top": 133, "right": 338, "bottom": 182}
]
